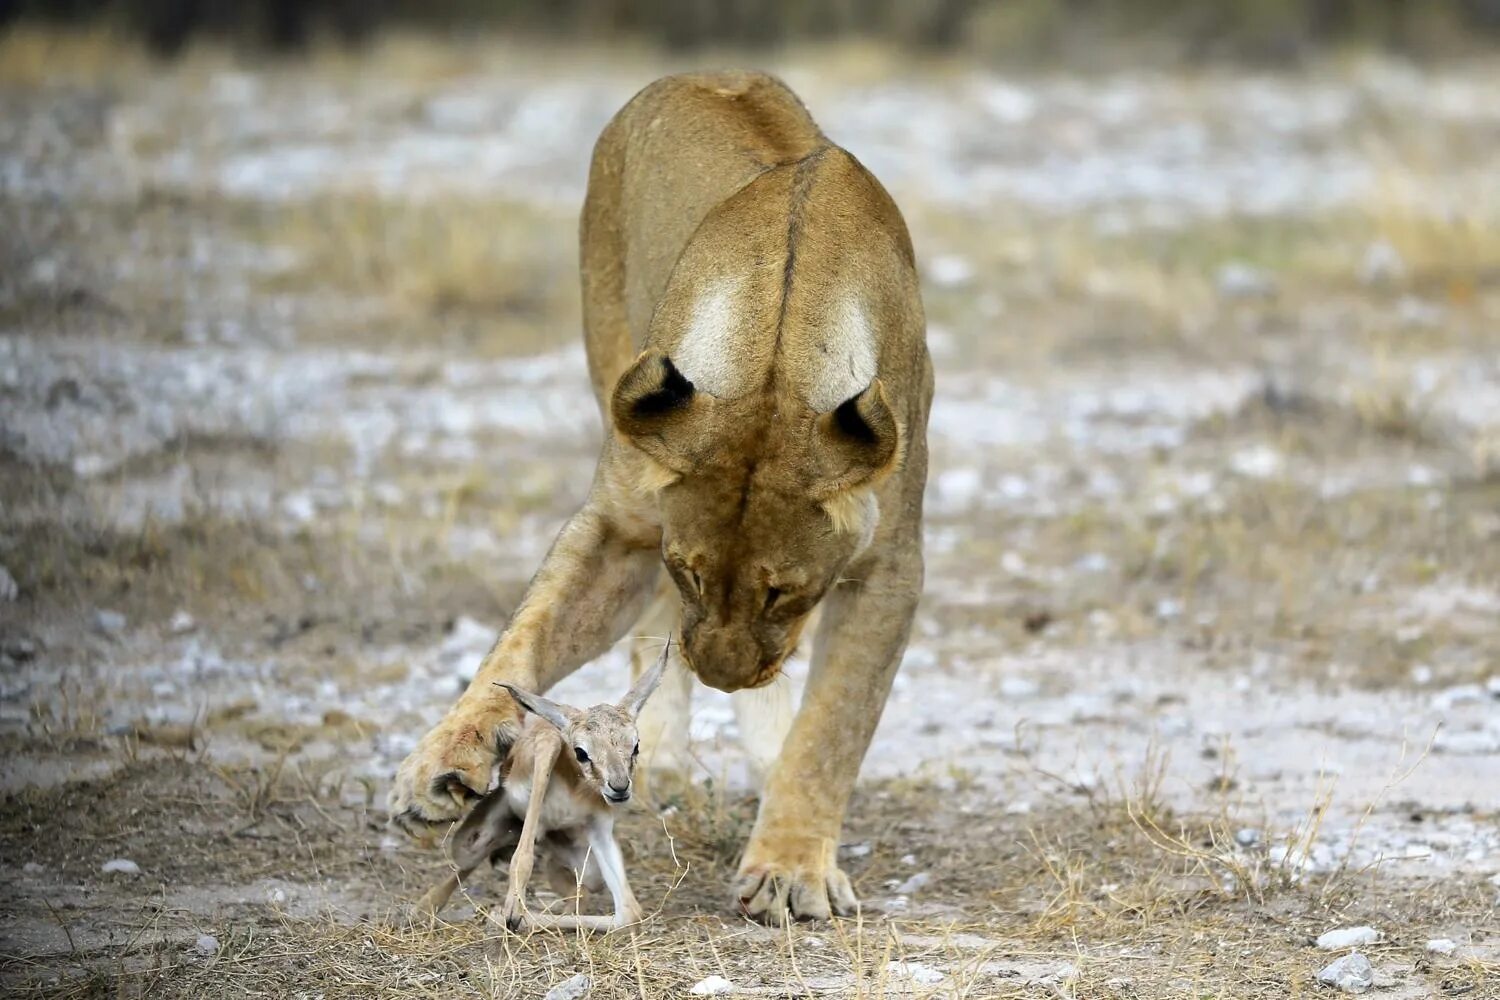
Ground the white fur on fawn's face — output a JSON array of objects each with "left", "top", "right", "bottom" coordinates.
[
  {"left": 805, "top": 296, "right": 878, "bottom": 413},
  {"left": 673, "top": 277, "right": 748, "bottom": 398}
]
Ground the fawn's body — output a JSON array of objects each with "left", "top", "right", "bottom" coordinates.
[{"left": 419, "top": 648, "right": 664, "bottom": 931}]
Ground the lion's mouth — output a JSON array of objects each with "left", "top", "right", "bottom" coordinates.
[{"left": 679, "top": 647, "right": 785, "bottom": 692}]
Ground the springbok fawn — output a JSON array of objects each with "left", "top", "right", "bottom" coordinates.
[{"left": 418, "top": 641, "right": 667, "bottom": 932}]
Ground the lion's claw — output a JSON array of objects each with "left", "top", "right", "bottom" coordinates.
[
  {"left": 388, "top": 707, "right": 512, "bottom": 841},
  {"left": 735, "top": 860, "right": 857, "bottom": 925}
]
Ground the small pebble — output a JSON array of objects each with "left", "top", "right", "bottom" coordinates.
[
  {"left": 22, "top": 861, "right": 45, "bottom": 875},
  {"left": 194, "top": 934, "right": 219, "bottom": 957},
  {"left": 889, "top": 961, "right": 944, "bottom": 986},
  {"left": 1317, "top": 926, "right": 1381, "bottom": 950},
  {"left": 899, "top": 853, "right": 918, "bottom": 866},
  {"left": 0, "top": 565, "right": 17, "bottom": 602},
  {"left": 101, "top": 858, "right": 141, "bottom": 875},
  {"left": 1235, "top": 828, "right": 1261, "bottom": 847},
  {"left": 1358, "top": 240, "right": 1405, "bottom": 286},
  {"left": 1216, "top": 261, "right": 1275, "bottom": 299},
  {"left": 169, "top": 610, "right": 196, "bottom": 634},
  {"left": 543, "top": 973, "right": 591, "bottom": 1000},
  {"left": 893, "top": 872, "right": 932, "bottom": 894},
  {"left": 1425, "top": 939, "right": 1456, "bottom": 956},
  {"left": 840, "top": 842, "right": 872, "bottom": 858},
  {"left": 1317, "top": 953, "right": 1374, "bottom": 994},
  {"left": 689, "top": 975, "right": 735, "bottom": 996},
  {"left": 94, "top": 610, "right": 127, "bottom": 635}
]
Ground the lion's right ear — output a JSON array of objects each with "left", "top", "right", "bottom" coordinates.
[{"left": 610, "top": 351, "right": 703, "bottom": 468}]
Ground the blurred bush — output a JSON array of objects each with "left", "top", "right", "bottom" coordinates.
[{"left": 3, "top": 0, "right": 1499, "bottom": 61}]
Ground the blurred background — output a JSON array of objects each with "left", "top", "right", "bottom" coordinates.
[{"left": 2, "top": 3, "right": 1498, "bottom": 997}]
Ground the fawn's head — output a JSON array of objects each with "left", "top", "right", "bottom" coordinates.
[{"left": 498, "top": 643, "right": 667, "bottom": 806}]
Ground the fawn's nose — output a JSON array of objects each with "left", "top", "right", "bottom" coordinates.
[{"left": 605, "top": 780, "right": 630, "bottom": 802}]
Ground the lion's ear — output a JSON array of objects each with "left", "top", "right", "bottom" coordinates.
[
  {"left": 610, "top": 351, "right": 703, "bottom": 468},
  {"left": 812, "top": 379, "right": 900, "bottom": 497}
]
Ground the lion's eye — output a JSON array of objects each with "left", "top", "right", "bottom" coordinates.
[
  {"left": 574, "top": 746, "right": 590, "bottom": 764},
  {"left": 763, "top": 587, "right": 782, "bottom": 614},
  {"left": 689, "top": 569, "right": 704, "bottom": 598}
]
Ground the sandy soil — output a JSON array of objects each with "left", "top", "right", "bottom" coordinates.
[{"left": 2, "top": 34, "right": 1498, "bottom": 999}]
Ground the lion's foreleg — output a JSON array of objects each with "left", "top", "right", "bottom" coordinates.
[{"left": 735, "top": 543, "right": 922, "bottom": 923}]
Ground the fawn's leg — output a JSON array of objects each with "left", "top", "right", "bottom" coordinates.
[
  {"left": 587, "top": 814, "right": 642, "bottom": 928},
  {"left": 498, "top": 733, "right": 562, "bottom": 931},
  {"left": 526, "top": 815, "right": 640, "bottom": 933},
  {"left": 417, "top": 788, "right": 521, "bottom": 917}
]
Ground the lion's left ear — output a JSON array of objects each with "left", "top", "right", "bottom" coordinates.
[
  {"left": 811, "top": 379, "right": 900, "bottom": 498},
  {"left": 610, "top": 351, "right": 706, "bottom": 470}
]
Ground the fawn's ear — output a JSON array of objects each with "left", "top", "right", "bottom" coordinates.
[
  {"left": 620, "top": 639, "right": 669, "bottom": 718},
  {"left": 497, "top": 683, "right": 574, "bottom": 733}
]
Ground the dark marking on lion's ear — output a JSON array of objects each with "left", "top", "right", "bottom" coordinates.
[
  {"left": 813, "top": 379, "right": 900, "bottom": 497},
  {"left": 832, "top": 393, "right": 878, "bottom": 445},
  {"left": 630, "top": 356, "right": 695, "bottom": 417},
  {"left": 610, "top": 351, "right": 706, "bottom": 469}
]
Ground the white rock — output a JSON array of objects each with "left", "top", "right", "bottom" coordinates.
[
  {"left": 280, "top": 492, "right": 317, "bottom": 524},
  {"left": 94, "top": 609, "right": 127, "bottom": 634},
  {"left": 689, "top": 975, "right": 735, "bottom": 996},
  {"left": 22, "top": 861, "right": 46, "bottom": 875},
  {"left": 1230, "top": 445, "right": 1283, "bottom": 479},
  {"left": 1358, "top": 240, "right": 1405, "bottom": 286},
  {"left": 899, "top": 853, "right": 918, "bottom": 866},
  {"left": 999, "top": 676, "right": 1040, "bottom": 699},
  {"left": 1235, "top": 828, "right": 1261, "bottom": 848},
  {"left": 926, "top": 254, "right": 975, "bottom": 288},
  {"left": 101, "top": 858, "right": 141, "bottom": 875},
  {"left": 1216, "top": 262, "right": 1275, "bottom": 299},
  {"left": 1432, "top": 684, "right": 1485, "bottom": 711},
  {"left": 544, "top": 973, "right": 591, "bottom": 1000},
  {"left": 1396, "top": 296, "right": 1443, "bottom": 329},
  {"left": 889, "top": 961, "right": 944, "bottom": 986},
  {"left": 1317, "top": 926, "right": 1382, "bottom": 951},
  {"left": 1005, "top": 800, "right": 1033, "bottom": 815},
  {"left": 894, "top": 872, "right": 931, "bottom": 894},
  {"left": 194, "top": 933, "right": 219, "bottom": 956},
  {"left": 840, "top": 842, "right": 872, "bottom": 858},
  {"left": 1425, "top": 938, "right": 1457, "bottom": 956},
  {"left": 0, "top": 565, "right": 17, "bottom": 601},
  {"left": 168, "top": 610, "right": 196, "bottom": 634},
  {"left": 1317, "top": 953, "right": 1374, "bottom": 993}
]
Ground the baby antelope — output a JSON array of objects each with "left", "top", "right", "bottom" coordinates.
[{"left": 418, "top": 641, "right": 667, "bottom": 932}]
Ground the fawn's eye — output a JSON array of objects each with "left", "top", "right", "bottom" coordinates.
[
  {"left": 574, "top": 746, "right": 590, "bottom": 764},
  {"left": 632, "top": 742, "right": 639, "bottom": 758}
]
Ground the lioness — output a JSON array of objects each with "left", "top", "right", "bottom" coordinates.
[{"left": 391, "top": 71, "right": 932, "bottom": 924}]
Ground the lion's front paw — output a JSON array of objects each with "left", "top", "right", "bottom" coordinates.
[
  {"left": 388, "top": 707, "right": 511, "bottom": 844},
  {"left": 735, "top": 837, "right": 857, "bottom": 925}
]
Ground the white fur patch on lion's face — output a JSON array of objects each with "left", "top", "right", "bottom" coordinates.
[
  {"left": 805, "top": 296, "right": 878, "bottom": 412},
  {"left": 673, "top": 277, "right": 747, "bottom": 398}
]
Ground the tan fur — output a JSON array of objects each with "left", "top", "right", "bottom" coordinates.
[
  {"left": 417, "top": 651, "right": 665, "bottom": 931},
  {"left": 392, "top": 71, "right": 932, "bottom": 925}
]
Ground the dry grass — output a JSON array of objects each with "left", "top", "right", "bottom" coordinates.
[{"left": 2, "top": 753, "right": 1494, "bottom": 999}]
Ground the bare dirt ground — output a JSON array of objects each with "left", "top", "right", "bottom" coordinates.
[{"left": 2, "top": 30, "right": 1498, "bottom": 999}]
